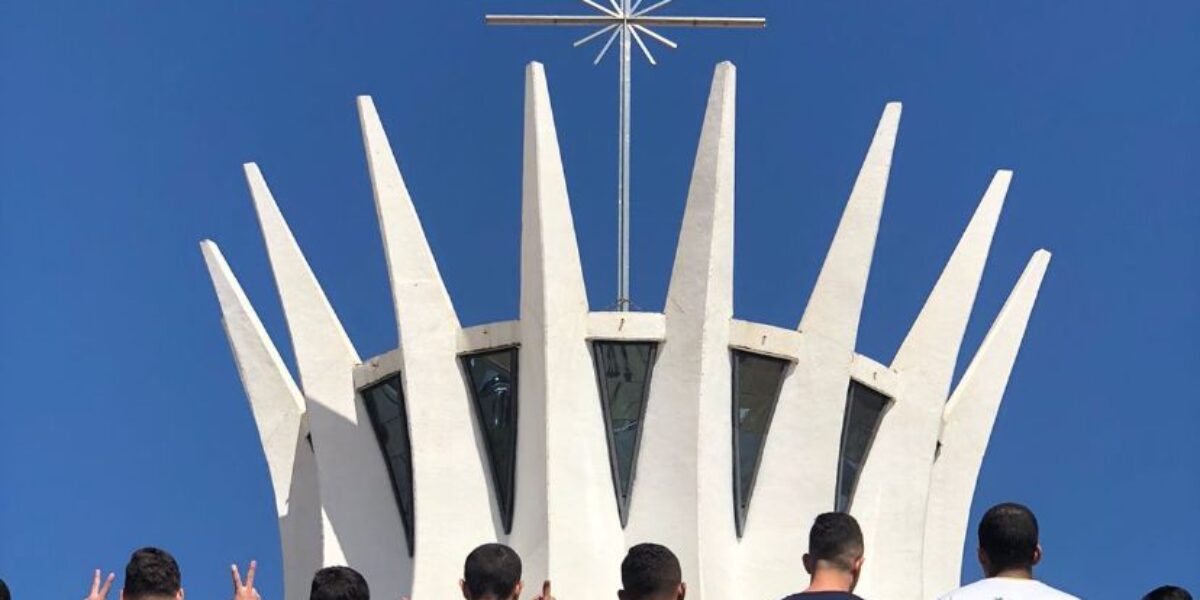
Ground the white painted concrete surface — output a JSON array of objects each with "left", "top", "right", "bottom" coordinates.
[{"left": 202, "top": 62, "right": 1050, "bottom": 600}]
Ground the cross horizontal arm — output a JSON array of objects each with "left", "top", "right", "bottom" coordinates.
[
  {"left": 630, "top": 16, "right": 766, "bottom": 28},
  {"left": 485, "top": 15, "right": 618, "bottom": 26}
]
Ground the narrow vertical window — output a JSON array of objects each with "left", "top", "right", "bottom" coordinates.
[
  {"left": 360, "top": 375, "right": 416, "bottom": 555},
  {"left": 836, "top": 381, "right": 890, "bottom": 512},
  {"left": 462, "top": 347, "right": 520, "bottom": 533},
  {"left": 732, "top": 350, "right": 790, "bottom": 537},
  {"left": 593, "top": 341, "right": 658, "bottom": 526}
]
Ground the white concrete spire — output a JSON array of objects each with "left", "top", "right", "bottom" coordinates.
[
  {"left": 799, "top": 103, "right": 902, "bottom": 349},
  {"left": 921, "top": 250, "right": 1051, "bottom": 598},
  {"left": 516, "top": 61, "right": 624, "bottom": 597},
  {"left": 243, "top": 164, "right": 412, "bottom": 598},
  {"left": 355, "top": 99, "right": 497, "bottom": 598},
  {"left": 199, "top": 240, "right": 323, "bottom": 600},
  {"left": 892, "top": 170, "right": 1012, "bottom": 394},
  {"left": 851, "top": 171, "right": 1011, "bottom": 598},
  {"left": 629, "top": 62, "right": 737, "bottom": 598},
  {"left": 357, "top": 96, "right": 460, "bottom": 334}
]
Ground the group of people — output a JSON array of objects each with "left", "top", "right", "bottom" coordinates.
[{"left": 0, "top": 502, "right": 1188, "bottom": 600}]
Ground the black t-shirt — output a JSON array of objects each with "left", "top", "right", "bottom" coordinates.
[{"left": 780, "top": 592, "right": 866, "bottom": 600}]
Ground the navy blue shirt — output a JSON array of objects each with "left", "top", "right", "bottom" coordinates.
[{"left": 781, "top": 593, "right": 866, "bottom": 600}]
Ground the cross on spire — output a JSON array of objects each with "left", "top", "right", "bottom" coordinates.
[{"left": 486, "top": 1, "right": 765, "bottom": 311}]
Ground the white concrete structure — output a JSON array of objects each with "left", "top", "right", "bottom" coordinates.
[{"left": 202, "top": 62, "right": 1050, "bottom": 600}]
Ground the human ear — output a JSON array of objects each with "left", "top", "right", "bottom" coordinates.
[
  {"left": 802, "top": 553, "right": 815, "bottom": 575},
  {"left": 460, "top": 579, "right": 469, "bottom": 600},
  {"left": 512, "top": 580, "right": 523, "bottom": 599},
  {"left": 1032, "top": 544, "right": 1043, "bottom": 567},
  {"left": 678, "top": 581, "right": 687, "bottom": 599},
  {"left": 177, "top": 588, "right": 185, "bottom": 600}
]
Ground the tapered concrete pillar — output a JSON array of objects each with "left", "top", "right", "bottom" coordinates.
[
  {"left": 357, "top": 97, "right": 496, "bottom": 597},
  {"left": 853, "top": 172, "right": 1011, "bottom": 599},
  {"left": 200, "top": 241, "right": 323, "bottom": 600},
  {"left": 515, "top": 62, "right": 626, "bottom": 597},
  {"left": 628, "top": 62, "right": 737, "bottom": 598},
  {"left": 922, "top": 250, "right": 1050, "bottom": 597},
  {"left": 244, "top": 165, "right": 412, "bottom": 598}
]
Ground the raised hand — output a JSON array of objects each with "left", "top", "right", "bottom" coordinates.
[
  {"left": 532, "top": 580, "right": 555, "bottom": 600},
  {"left": 84, "top": 569, "right": 116, "bottom": 600},
  {"left": 231, "top": 560, "right": 260, "bottom": 600}
]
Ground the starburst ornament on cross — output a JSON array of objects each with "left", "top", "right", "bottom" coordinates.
[{"left": 486, "top": 1, "right": 765, "bottom": 311}]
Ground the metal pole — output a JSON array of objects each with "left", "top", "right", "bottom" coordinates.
[{"left": 617, "top": 3, "right": 633, "bottom": 311}]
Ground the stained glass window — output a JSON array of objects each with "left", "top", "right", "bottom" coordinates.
[
  {"left": 462, "top": 347, "right": 520, "bottom": 533},
  {"left": 360, "top": 375, "right": 416, "bottom": 555},
  {"left": 835, "top": 381, "right": 890, "bottom": 512},
  {"left": 732, "top": 350, "right": 790, "bottom": 537},
  {"left": 593, "top": 341, "right": 658, "bottom": 526}
]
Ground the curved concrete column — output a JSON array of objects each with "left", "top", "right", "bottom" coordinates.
[
  {"left": 627, "top": 61, "right": 737, "bottom": 598},
  {"left": 852, "top": 171, "right": 1012, "bottom": 599},
  {"left": 515, "top": 62, "right": 626, "bottom": 597},
  {"left": 244, "top": 165, "right": 412, "bottom": 597},
  {"left": 357, "top": 97, "right": 496, "bottom": 598},
  {"left": 201, "top": 241, "right": 322, "bottom": 600},
  {"left": 921, "top": 250, "right": 1051, "bottom": 598}
]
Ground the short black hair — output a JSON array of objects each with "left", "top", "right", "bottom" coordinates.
[
  {"left": 621, "top": 543, "right": 682, "bottom": 598},
  {"left": 0, "top": 577, "right": 10, "bottom": 600},
  {"left": 1144, "top": 586, "right": 1193, "bottom": 600},
  {"left": 123, "top": 547, "right": 181, "bottom": 600},
  {"left": 310, "top": 566, "right": 369, "bottom": 600},
  {"left": 978, "top": 502, "right": 1039, "bottom": 572},
  {"left": 463, "top": 543, "right": 522, "bottom": 599},
  {"left": 808, "top": 512, "right": 864, "bottom": 571}
]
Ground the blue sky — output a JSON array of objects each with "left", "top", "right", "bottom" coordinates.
[{"left": 1, "top": 1, "right": 1197, "bottom": 599}]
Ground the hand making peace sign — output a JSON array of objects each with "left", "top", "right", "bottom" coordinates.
[
  {"left": 83, "top": 569, "right": 116, "bottom": 600},
  {"left": 231, "top": 560, "right": 261, "bottom": 600}
]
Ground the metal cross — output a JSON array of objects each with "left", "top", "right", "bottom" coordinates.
[{"left": 486, "top": 1, "right": 765, "bottom": 311}]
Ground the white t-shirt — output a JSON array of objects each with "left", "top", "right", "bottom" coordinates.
[{"left": 937, "top": 577, "right": 1081, "bottom": 600}]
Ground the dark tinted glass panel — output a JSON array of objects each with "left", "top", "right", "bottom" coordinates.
[
  {"left": 835, "top": 381, "right": 890, "bottom": 512},
  {"left": 593, "top": 341, "right": 658, "bottom": 526},
  {"left": 462, "top": 347, "right": 519, "bottom": 533},
  {"left": 732, "top": 350, "right": 790, "bottom": 537},
  {"left": 360, "top": 375, "right": 416, "bottom": 555}
]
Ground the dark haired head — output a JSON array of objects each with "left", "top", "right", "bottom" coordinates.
[
  {"left": 805, "top": 512, "right": 865, "bottom": 573},
  {"left": 619, "top": 543, "right": 684, "bottom": 600},
  {"left": 310, "top": 566, "right": 369, "bottom": 600},
  {"left": 462, "top": 543, "right": 522, "bottom": 600},
  {"left": 977, "top": 502, "right": 1040, "bottom": 575},
  {"left": 0, "top": 578, "right": 10, "bottom": 600},
  {"left": 1143, "top": 586, "right": 1193, "bottom": 600},
  {"left": 123, "top": 547, "right": 182, "bottom": 600}
]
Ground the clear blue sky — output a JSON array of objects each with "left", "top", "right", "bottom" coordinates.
[{"left": 1, "top": 2, "right": 1197, "bottom": 599}]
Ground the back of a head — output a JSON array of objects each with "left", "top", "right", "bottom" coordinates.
[
  {"left": 123, "top": 547, "right": 181, "bottom": 600},
  {"left": 0, "top": 577, "right": 10, "bottom": 600},
  {"left": 977, "top": 502, "right": 1039, "bottom": 574},
  {"left": 808, "top": 512, "right": 864, "bottom": 571},
  {"left": 310, "top": 566, "right": 369, "bottom": 600},
  {"left": 621, "top": 543, "right": 682, "bottom": 600},
  {"left": 1143, "top": 586, "right": 1193, "bottom": 600},
  {"left": 463, "top": 543, "right": 522, "bottom": 599}
]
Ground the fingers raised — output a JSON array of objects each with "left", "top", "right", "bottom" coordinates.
[
  {"left": 245, "top": 560, "right": 257, "bottom": 589},
  {"left": 91, "top": 569, "right": 101, "bottom": 595},
  {"left": 99, "top": 573, "right": 116, "bottom": 598},
  {"left": 232, "top": 563, "right": 244, "bottom": 590}
]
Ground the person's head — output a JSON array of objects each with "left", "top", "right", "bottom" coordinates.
[
  {"left": 122, "top": 547, "right": 182, "bottom": 600},
  {"left": 619, "top": 543, "right": 686, "bottom": 600},
  {"left": 802, "top": 512, "right": 865, "bottom": 591},
  {"left": 0, "top": 577, "right": 10, "bottom": 600},
  {"left": 310, "top": 566, "right": 369, "bottom": 600},
  {"left": 1143, "top": 586, "right": 1193, "bottom": 600},
  {"left": 976, "top": 502, "right": 1041, "bottom": 577},
  {"left": 461, "top": 543, "right": 523, "bottom": 600}
]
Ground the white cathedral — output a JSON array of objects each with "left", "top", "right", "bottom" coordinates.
[{"left": 201, "top": 62, "right": 1050, "bottom": 600}]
